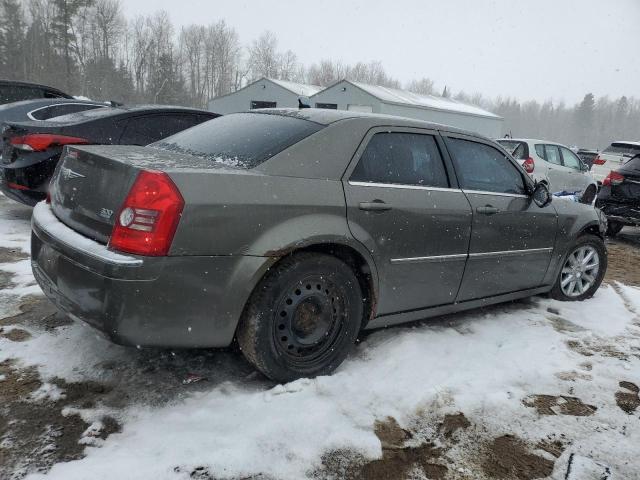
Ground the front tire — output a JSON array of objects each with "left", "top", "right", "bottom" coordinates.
[
  {"left": 550, "top": 234, "right": 607, "bottom": 301},
  {"left": 237, "top": 253, "right": 363, "bottom": 383}
]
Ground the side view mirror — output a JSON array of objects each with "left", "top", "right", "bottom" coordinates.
[{"left": 532, "top": 182, "right": 552, "bottom": 208}]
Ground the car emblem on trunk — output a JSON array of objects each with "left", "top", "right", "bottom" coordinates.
[
  {"left": 61, "top": 167, "right": 85, "bottom": 180},
  {"left": 99, "top": 208, "right": 114, "bottom": 220}
]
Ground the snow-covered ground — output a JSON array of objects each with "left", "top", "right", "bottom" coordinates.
[{"left": 1, "top": 194, "right": 639, "bottom": 480}]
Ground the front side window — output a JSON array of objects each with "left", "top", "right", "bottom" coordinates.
[
  {"left": 446, "top": 137, "right": 526, "bottom": 195},
  {"left": 560, "top": 147, "right": 581, "bottom": 169},
  {"left": 350, "top": 132, "right": 449, "bottom": 188}
]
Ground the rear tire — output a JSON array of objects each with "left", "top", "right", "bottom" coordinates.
[
  {"left": 550, "top": 234, "right": 607, "bottom": 301},
  {"left": 580, "top": 185, "right": 597, "bottom": 205},
  {"left": 606, "top": 221, "right": 623, "bottom": 237},
  {"left": 237, "top": 253, "right": 363, "bottom": 383}
]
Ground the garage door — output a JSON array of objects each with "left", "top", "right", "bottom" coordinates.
[{"left": 347, "top": 104, "right": 373, "bottom": 113}]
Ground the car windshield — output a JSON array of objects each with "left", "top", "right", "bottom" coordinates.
[
  {"left": 150, "top": 112, "right": 324, "bottom": 168},
  {"left": 603, "top": 143, "right": 640, "bottom": 156}
]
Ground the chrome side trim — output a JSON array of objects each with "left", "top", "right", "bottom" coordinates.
[
  {"left": 348, "top": 181, "right": 462, "bottom": 193},
  {"left": 463, "top": 189, "right": 528, "bottom": 198},
  {"left": 390, "top": 253, "right": 468, "bottom": 264},
  {"left": 469, "top": 247, "right": 553, "bottom": 259},
  {"left": 391, "top": 247, "right": 553, "bottom": 264}
]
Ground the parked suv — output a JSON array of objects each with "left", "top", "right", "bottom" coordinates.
[
  {"left": 596, "top": 154, "right": 640, "bottom": 236},
  {"left": 32, "top": 109, "right": 607, "bottom": 382},
  {"left": 496, "top": 138, "right": 598, "bottom": 203},
  {"left": 592, "top": 141, "right": 640, "bottom": 182}
]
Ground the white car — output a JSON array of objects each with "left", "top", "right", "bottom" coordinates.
[
  {"left": 496, "top": 138, "right": 598, "bottom": 204},
  {"left": 591, "top": 141, "right": 640, "bottom": 182}
]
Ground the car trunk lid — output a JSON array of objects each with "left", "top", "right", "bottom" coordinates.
[{"left": 50, "top": 145, "right": 228, "bottom": 244}]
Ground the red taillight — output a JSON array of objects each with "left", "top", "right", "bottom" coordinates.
[
  {"left": 7, "top": 182, "right": 29, "bottom": 191},
  {"left": 602, "top": 171, "right": 624, "bottom": 186},
  {"left": 593, "top": 155, "right": 606, "bottom": 165},
  {"left": 522, "top": 157, "right": 535, "bottom": 173},
  {"left": 108, "top": 170, "right": 184, "bottom": 256},
  {"left": 9, "top": 134, "right": 89, "bottom": 152}
]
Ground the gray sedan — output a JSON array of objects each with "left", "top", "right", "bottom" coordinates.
[{"left": 31, "top": 109, "right": 608, "bottom": 382}]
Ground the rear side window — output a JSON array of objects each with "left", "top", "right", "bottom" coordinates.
[
  {"left": 622, "top": 155, "right": 640, "bottom": 172},
  {"left": 446, "top": 137, "right": 526, "bottom": 195},
  {"left": 30, "top": 103, "right": 104, "bottom": 120},
  {"left": 120, "top": 114, "right": 210, "bottom": 145},
  {"left": 544, "top": 145, "right": 562, "bottom": 165},
  {"left": 151, "top": 112, "right": 324, "bottom": 168},
  {"left": 350, "top": 132, "right": 449, "bottom": 188}
]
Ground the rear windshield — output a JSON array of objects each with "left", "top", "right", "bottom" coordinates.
[
  {"left": 622, "top": 154, "right": 640, "bottom": 172},
  {"left": 603, "top": 142, "right": 640, "bottom": 156},
  {"left": 150, "top": 112, "right": 324, "bottom": 168},
  {"left": 496, "top": 140, "right": 528, "bottom": 159}
]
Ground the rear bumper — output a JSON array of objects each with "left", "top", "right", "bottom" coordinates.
[
  {"left": 31, "top": 202, "right": 275, "bottom": 348},
  {"left": 0, "top": 168, "right": 46, "bottom": 206},
  {"left": 596, "top": 191, "right": 640, "bottom": 226}
]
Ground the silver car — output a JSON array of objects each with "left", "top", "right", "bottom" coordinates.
[{"left": 497, "top": 138, "right": 598, "bottom": 204}]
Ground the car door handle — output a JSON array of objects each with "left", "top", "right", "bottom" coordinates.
[
  {"left": 477, "top": 206, "right": 499, "bottom": 215},
  {"left": 359, "top": 201, "right": 392, "bottom": 211}
]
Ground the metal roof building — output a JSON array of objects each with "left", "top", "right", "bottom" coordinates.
[
  {"left": 208, "top": 77, "right": 322, "bottom": 114},
  {"left": 309, "top": 80, "right": 503, "bottom": 138}
]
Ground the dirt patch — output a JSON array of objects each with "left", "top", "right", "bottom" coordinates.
[
  {"left": 482, "top": 434, "right": 555, "bottom": 480},
  {"left": 0, "top": 246, "right": 29, "bottom": 263},
  {"left": 0, "top": 360, "right": 119, "bottom": 478},
  {"left": 615, "top": 381, "right": 640, "bottom": 415},
  {"left": 523, "top": 395, "right": 597, "bottom": 416},
  {"left": 605, "top": 241, "right": 640, "bottom": 287},
  {"left": 438, "top": 412, "right": 471, "bottom": 439},
  {"left": 566, "top": 339, "right": 628, "bottom": 361},
  {"left": 536, "top": 436, "right": 567, "bottom": 459},
  {"left": 373, "top": 417, "right": 410, "bottom": 449},
  {"left": 0, "top": 295, "right": 70, "bottom": 330},
  {"left": 554, "top": 370, "right": 592, "bottom": 382},
  {"left": 547, "top": 315, "right": 586, "bottom": 334},
  {"left": 0, "top": 327, "right": 32, "bottom": 342}
]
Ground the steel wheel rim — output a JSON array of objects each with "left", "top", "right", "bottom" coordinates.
[
  {"left": 273, "top": 275, "right": 346, "bottom": 366},
  {"left": 560, "top": 245, "right": 600, "bottom": 297}
]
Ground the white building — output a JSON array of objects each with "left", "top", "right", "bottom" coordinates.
[
  {"left": 208, "top": 77, "right": 322, "bottom": 114},
  {"left": 309, "top": 80, "right": 503, "bottom": 138}
]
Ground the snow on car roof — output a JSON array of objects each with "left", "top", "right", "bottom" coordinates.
[
  {"left": 268, "top": 78, "right": 322, "bottom": 97},
  {"left": 348, "top": 81, "right": 501, "bottom": 119}
]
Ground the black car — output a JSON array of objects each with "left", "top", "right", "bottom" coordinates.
[
  {"left": 0, "top": 80, "right": 72, "bottom": 105},
  {"left": 0, "top": 98, "right": 107, "bottom": 123},
  {"left": 577, "top": 149, "right": 599, "bottom": 170},
  {"left": 596, "top": 154, "right": 640, "bottom": 236},
  {"left": 0, "top": 105, "right": 220, "bottom": 205}
]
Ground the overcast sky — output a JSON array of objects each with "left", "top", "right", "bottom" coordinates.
[{"left": 123, "top": 0, "right": 640, "bottom": 104}]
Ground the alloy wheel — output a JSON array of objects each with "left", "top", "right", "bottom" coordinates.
[{"left": 560, "top": 245, "right": 600, "bottom": 297}]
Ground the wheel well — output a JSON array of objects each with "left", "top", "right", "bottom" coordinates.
[
  {"left": 281, "top": 244, "right": 376, "bottom": 326},
  {"left": 579, "top": 224, "right": 602, "bottom": 239}
]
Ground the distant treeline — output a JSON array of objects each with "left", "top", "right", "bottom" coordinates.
[{"left": 0, "top": 0, "right": 637, "bottom": 149}]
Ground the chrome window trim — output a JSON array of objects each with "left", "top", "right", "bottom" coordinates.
[
  {"left": 390, "top": 247, "right": 552, "bottom": 264},
  {"left": 468, "top": 247, "right": 553, "bottom": 259},
  {"left": 348, "top": 181, "right": 462, "bottom": 193},
  {"left": 27, "top": 103, "right": 106, "bottom": 121},
  {"left": 390, "top": 253, "right": 468, "bottom": 264},
  {"left": 462, "top": 189, "right": 528, "bottom": 198}
]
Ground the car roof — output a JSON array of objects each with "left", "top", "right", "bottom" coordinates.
[
  {"left": 0, "top": 79, "right": 72, "bottom": 98},
  {"left": 41, "top": 104, "right": 217, "bottom": 124},
  {"left": 499, "top": 138, "right": 567, "bottom": 147},
  {"left": 249, "top": 108, "right": 478, "bottom": 136},
  {"left": 0, "top": 98, "right": 105, "bottom": 112}
]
